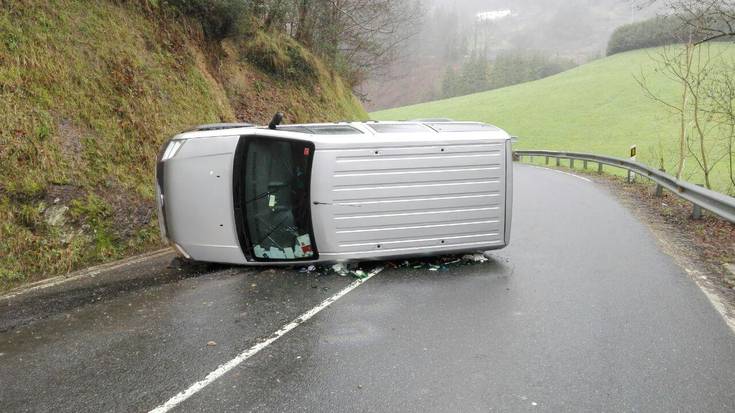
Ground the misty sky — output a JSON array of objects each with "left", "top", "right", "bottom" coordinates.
[
  {"left": 423, "top": 0, "right": 656, "bottom": 57},
  {"left": 361, "top": 0, "right": 660, "bottom": 110}
]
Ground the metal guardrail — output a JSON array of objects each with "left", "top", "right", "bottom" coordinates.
[{"left": 514, "top": 150, "right": 735, "bottom": 223}]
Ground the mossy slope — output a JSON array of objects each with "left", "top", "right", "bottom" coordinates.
[{"left": 0, "top": 1, "right": 366, "bottom": 289}]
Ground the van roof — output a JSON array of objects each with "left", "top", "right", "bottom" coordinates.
[{"left": 182, "top": 121, "right": 500, "bottom": 137}]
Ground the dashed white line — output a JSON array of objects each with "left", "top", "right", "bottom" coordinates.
[{"left": 148, "top": 268, "right": 382, "bottom": 413}]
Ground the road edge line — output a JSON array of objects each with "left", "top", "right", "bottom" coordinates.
[
  {"left": 522, "top": 163, "right": 593, "bottom": 182},
  {"left": 148, "top": 270, "right": 380, "bottom": 413},
  {"left": 1, "top": 248, "right": 173, "bottom": 301}
]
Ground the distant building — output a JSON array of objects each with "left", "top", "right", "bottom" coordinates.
[{"left": 476, "top": 10, "right": 513, "bottom": 22}]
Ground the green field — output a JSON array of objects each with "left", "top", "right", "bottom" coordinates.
[{"left": 372, "top": 44, "right": 735, "bottom": 194}]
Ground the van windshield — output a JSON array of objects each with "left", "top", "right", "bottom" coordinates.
[{"left": 242, "top": 138, "right": 315, "bottom": 260}]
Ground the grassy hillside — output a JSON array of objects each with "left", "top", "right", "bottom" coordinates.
[
  {"left": 0, "top": 1, "right": 366, "bottom": 289},
  {"left": 372, "top": 44, "right": 735, "bottom": 194}
]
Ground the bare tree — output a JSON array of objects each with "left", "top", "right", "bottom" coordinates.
[
  {"left": 642, "top": 0, "right": 735, "bottom": 43},
  {"left": 637, "top": 42, "right": 727, "bottom": 188},
  {"left": 706, "top": 59, "right": 735, "bottom": 188},
  {"left": 683, "top": 44, "right": 727, "bottom": 189},
  {"left": 636, "top": 42, "right": 694, "bottom": 179},
  {"left": 287, "top": 0, "right": 423, "bottom": 85}
]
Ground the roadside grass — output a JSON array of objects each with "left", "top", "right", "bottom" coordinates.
[
  {"left": 371, "top": 44, "right": 735, "bottom": 195},
  {"left": 0, "top": 1, "right": 366, "bottom": 290}
]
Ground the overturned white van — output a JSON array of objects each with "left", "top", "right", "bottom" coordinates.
[{"left": 156, "top": 119, "right": 513, "bottom": 265}]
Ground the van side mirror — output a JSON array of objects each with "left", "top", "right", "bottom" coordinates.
[{"left": 269, "top": 112, "right": 284, "bottom": 130}]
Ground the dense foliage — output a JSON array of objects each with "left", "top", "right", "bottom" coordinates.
[
  {"left": 163, "top": 0, "right": 251, "bottom": 39},
  {"left": 606, "top": 16, "right": 684, "bottom": 56},
  {"left": 489, "top": 52, "right": 578, "bottom": 90},
  {"left": 162, "top": 0, "right": 420, "bottom": 86},
  {"left": 441, "top": 51, "right": 577, "bottom": 99},
  {"left": 606, "top": 13, "right": 733, "bottom": 56}
]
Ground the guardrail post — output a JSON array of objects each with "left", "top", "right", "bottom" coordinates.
[
  {"left": 692, "top": 184, "right": 704, "bottom": 219},
  {"left": 627, "top": 170, "right": 633, "bottom": 183},
  {"left": 655, "top": 168, "right": 665, "bottom": 197},
  {"left": 692, "top": 203, "right": 702, "bottom": 219},
  {"left": 598, "top": 163, "right": 603, "bottom": 174},
  {"left": 530, "top": 156, "right": 534, "bottom": 163},
  {"left": 570, "top": 159, "right": 575, "bottom": 169},
  {"left": 583, "top": 160, "right": 588, "bottom": 169},
  {"left": 655, "top": 184, "right": 664, "bottom": 197},
  {"left": 545, "top": 156, "right": 549, "bottom": 165},
  {"left": 556, "top": 157, "right": 560, "bottom": 167}
]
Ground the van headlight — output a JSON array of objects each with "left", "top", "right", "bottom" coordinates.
[
  {"left": 171, "top": 242, "right": 191, "bottom": 259},
  {"left": 160, "top": 139, "right": 186, "bottom": 161},
  {"left": 156, "top": 138, "right": 187, "bottom": 243}
]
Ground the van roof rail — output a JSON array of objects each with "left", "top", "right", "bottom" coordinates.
[
  {"left": 410, "top": 118, "right": 454, "bottom": 122},
  {"left": 184, "top": 123, "right": 254, "bottom": 132}
]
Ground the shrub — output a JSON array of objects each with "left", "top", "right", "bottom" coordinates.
[
  {"left": 440, "top": 51, "right": 576, "bottom": 99},
  {"left": 164, "top": 0, "right": 249, "bottom": 40},
  {"left": 489, "top": 51, "right": 576, "bottom": 90},
  {"left": 243, "top": 31, "right": 318, "bottom": 82},
  {"left": 607, "top": 16, "right": 687, "bottom": 56}
]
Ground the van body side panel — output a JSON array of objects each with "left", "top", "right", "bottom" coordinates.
[{"left": 310, "top": 136, "right": 508, "bottom": 261}]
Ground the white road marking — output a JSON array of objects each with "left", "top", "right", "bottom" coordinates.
[
  {"left": 684, "top": 267, "right": 735, "bottom": 334},
  {"left": 523, "top": 164, "right": 593, "bottom": 182},
  {"left": 1, "top": 248, "right": 173, "bottom": 301},
  {"left": 148, "top": 269, "right": 382, "bottom": 413}
]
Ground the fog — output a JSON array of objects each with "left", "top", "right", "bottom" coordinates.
[
  {"left": 363, "top": 0, "right": 658, "bottom": 110},
  {"left": 427, "top": 0, "right": 651, "bottom": 54},
  {"left": 427, "top": 0, "right": 653, "bottom": 56}
]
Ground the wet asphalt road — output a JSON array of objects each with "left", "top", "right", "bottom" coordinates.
[{"left": 2, "top": 164, "right": 735, "bottom": 412}]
